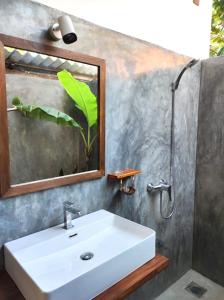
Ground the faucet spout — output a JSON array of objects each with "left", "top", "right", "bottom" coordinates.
[{"left": 63, "top": 201, "right": 81, "bottom": 230}]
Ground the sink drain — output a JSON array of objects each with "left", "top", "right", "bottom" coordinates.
[{"left": 80, "top": 252, "right": 94, "bottom": 261}]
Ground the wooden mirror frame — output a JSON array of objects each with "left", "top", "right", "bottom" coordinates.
[{"left": 0, "top": 34, "right": 105, "bottom": 198}]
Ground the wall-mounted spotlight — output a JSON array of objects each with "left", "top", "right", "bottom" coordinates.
[{"left": 49, "top": 15, "right": 77, "bottom": 44}]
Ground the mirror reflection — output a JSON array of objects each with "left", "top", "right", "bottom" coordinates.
[{"left": 5, "top": 46, "right": 99, "bottom": 185}]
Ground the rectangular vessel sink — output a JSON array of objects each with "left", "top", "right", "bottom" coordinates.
[{"left": 5, "top": 210, "right": 156, "bottom": 300}]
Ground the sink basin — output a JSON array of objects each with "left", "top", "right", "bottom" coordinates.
[{"left": 4, "top": 209, "right": 155, "bottom": 300}]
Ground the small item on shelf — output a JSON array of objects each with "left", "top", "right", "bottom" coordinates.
[
  {"left": 119, "top": 176, "right": 136, "bottom": 195},
  {"left": 108, "top": 169, "right": 141, "bottom": 196}
]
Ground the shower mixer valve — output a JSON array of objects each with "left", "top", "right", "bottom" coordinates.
[
  {"left": 147, "top": 179, "right": 174, "bottom": 219},
  {"left": 147, "top": 179, "right": 171, "bottom": 193}
]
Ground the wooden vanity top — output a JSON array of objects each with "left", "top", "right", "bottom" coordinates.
[
  {"left": 94, "top": 254, "right": 169, "bottom": 300},
  {"left": 0, "top": 254, "right": 169, "bottom": 300}
]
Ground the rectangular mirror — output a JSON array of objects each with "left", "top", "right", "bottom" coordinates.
[{"left": 0, "top": 34, "right": 105, "bottom": 198}]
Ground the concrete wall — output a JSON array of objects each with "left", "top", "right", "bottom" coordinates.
[
  {"left": 33, "top": 0, "right": 212, "bottom": 59},
  {"left": 193, "top": 57, "right": 224, "bottom": 287},
  {"left": 0, "top": 0, "right": 200, "bottom": 298}
]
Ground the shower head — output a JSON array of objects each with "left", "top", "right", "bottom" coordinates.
[
  {"left": 186, "top": 59, "right": 199, "bottom": 69},
  {"left": 172, "top": 59, "right": 199, "bottom": 91}
]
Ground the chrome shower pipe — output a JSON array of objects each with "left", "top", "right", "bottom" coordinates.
[
  {"left": 166, "top": 58, "right": 199, "bottom": 219},
  {"left": 147, "top": 58, "right": 199, "bottom": 219},
  {"left": 171, "top": 59, "right": 199, "bottom": 92}
]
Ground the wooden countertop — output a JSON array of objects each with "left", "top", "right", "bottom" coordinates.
[
  {"left": 94, "top": 254, "right": 169, "bottom": 300},
  {"left": 0, "top": 254, "right": 169, "bottom": 300}
]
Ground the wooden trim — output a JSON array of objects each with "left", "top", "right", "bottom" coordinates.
[
  {"left": 0, "top": 255, "right": 168, "bottom": 300},
  {"left": 0, "top": 41, "right": 10, "bottom": 196},
  {"left": 3, "top": 170, "right": 104, "bottom": 198},
  {"left": 0, "top": 34, "right": 104, "bottom": 66},
  {"left": 0, "top": 34, "right": 106, "bottom": 198},
  {"left": 94, "top": 255, "right": 169, "bottom": 300},
  {"left": 98, "top": 62, "right": 106, "bottom": 175},
  {"left": 108, "top": 169, "right": 141, "bottom": 180}
]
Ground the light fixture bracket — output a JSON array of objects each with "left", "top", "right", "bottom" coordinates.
[{"left": 48, "top": 23, "right": 62, "bottom": 41}]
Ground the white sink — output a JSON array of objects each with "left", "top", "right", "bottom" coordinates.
[{"left": 4, "top": 210, "right": 156, "bottom": 300}]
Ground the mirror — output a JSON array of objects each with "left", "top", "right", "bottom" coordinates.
[
  {"left": 6, "top": 47, "right": 99, "bottom": 184},
  {"left": 0, "top": 34, "right": 105, "bottom": 197}
]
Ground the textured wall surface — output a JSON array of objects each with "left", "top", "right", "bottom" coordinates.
[
  {"left": 193, "top": 57, "right": 224, "bottom": 287},
  {"left": 0, "top": 0, "right": 200, "bottom": 299}
]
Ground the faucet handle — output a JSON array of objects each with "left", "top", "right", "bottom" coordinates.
[
  {"left": 63, "top": 201, "right": 81, "bottom": 215},
  {"left": 63, "top": 201, "right": 81, "bottom": 230}
]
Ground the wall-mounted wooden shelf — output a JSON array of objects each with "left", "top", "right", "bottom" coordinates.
[
  {"left": 0, "top": 254, "right": 169, "bottom": 300},
  {"left": 108, "top": 168, "right": 141, "bottom": 180}
]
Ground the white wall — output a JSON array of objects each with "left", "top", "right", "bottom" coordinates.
[{"left": 33, "top": 0, "right": 212, "bottom": 58}]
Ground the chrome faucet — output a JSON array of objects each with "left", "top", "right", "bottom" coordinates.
[
  {"left": 147, "top": 179, "right": 170, "bottom": 193},
  {"left": 63, "top": 201, "right": 81, "bottom": 229}
]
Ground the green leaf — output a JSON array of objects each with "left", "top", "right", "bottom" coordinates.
[
  {"left": 218, "top": 47, "right": 224, "bottom": 56},
  {"left": 57, "top": 70, "right": 97, "bottom": 128},
  {"left": 210, "top": 0, "right": 224, "bottom": 56},
  {"left": 12, "top": 97, "right": 82, "bottom": 129}
]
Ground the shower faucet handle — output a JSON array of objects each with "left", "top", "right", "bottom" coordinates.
[
  {"left": 147, "top": 179, "right": 170, "bottom": 193},
  {"left": 159, "top": 179, "right": 170, "bottom": 190}
]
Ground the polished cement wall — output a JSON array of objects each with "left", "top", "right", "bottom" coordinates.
[
  {"left": 193, "top": 57, "right": 224, "bottom": 287},
  {"left": 0, "top": 0, "right": 200, "bottom": 298}
]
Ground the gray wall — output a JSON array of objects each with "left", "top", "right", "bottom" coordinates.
[
  {"left": 193, "top": 57, "right": 224, "bottom": 286},
  {"left": 0, "top": 0, "right": 200, "bottom": 299}
]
